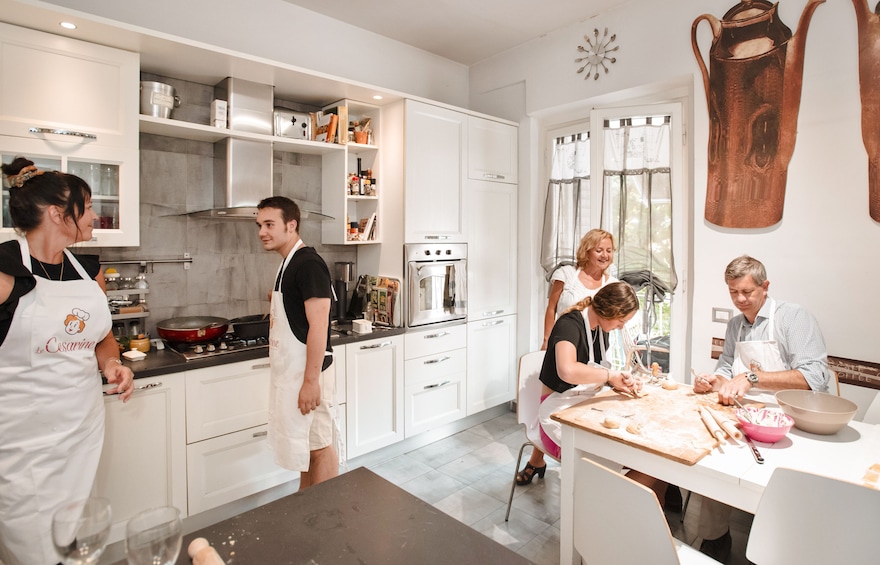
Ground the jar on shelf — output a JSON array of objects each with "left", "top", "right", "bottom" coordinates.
[
  {"left": 104, "top": 271, "right": 120, "bottom": 290},
  {"left": 135, "top": 272, "right": 149, "bottom": 289},
  {"left": 119, "top": 277, "right": 134, "bottom": 290}
]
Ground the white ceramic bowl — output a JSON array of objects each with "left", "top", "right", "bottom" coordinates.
[{"left": 775, "top": 390, "right": 858, "bottom": 435}]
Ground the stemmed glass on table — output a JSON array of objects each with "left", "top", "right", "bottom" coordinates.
[
  {"left": 125, "top": 506, "right": 182, "bottom": 565},
  {"left": 52, "top": 496, "right": 113, "bottom": 565}
]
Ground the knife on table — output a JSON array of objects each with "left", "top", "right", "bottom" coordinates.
[{"left": 743, "top": 434, "right": 765, "bottom": 464}]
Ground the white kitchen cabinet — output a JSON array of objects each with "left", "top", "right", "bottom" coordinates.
[
  {"left": 332, "top": 344, "right": 347, "bottom": 462},
  {"left": 321, "top": 99, "right": 382, "bottom": 245},
  {"left": 467, "top": 179, "right": 517, "bottom": 321},
  {"left": 404, "top": 334, "right": 466, "bottom": 437},
  {"left": 468, "top": 116, "right": 518, "bottom": 184},
  {"left": 466, "top": 314, "right": 517, "bottom": 415},
  {"left": 0, "top": 23, "right": 140, "bottom": 246},
  {"left": 185, "top": 359, "right": 297, "bottom": 515},
  {"left": 94, "top": 374, "right": 187, "bottom": 545},
  {"left": 345, "top": 335, "right": 404, "bottom": 458},
  {"left": 404, "top": 100, "right": 467, "bottom": 243}
]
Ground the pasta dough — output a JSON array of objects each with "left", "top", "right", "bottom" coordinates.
[
  {"left": 661, "top": 380, "right": 679, "bottom": 390},
  {"left": 626, "top": 422, "right": 642, "bottom": 435},
  {"left": 602, "top": 416, "right": 622, "bottom": 429}
]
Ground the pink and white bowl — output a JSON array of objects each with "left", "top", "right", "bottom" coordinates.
[{"left": 736, "top": 408, "right": 794, "bottom": 443}]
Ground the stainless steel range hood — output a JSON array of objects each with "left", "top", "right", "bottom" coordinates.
[{"left": 186, "top": 77, "right": 332, "bottom": 221}]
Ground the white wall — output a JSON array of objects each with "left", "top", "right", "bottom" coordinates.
[
  {"left": 470, "top": 0, "right": 879, "bottom": 404},
  {"left": 33, "top": 0, "right": 470, "bottom": 107}
]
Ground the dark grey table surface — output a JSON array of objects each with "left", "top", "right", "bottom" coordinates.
[{"left": 115, "top": 467, "right": 533, "bottom": 564}]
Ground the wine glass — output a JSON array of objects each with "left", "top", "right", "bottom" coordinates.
[
  {"left": 52, "top": 496, "right": 113, "bottom": 565},
  {"left": 125, "top": 506, "right": 182, "bottom": 565}
]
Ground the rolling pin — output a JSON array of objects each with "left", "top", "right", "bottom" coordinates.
[
  {"left": 188, "top": 537, "right": 225, "bottom": 565},
  {"left": 699, "top": 407, "right": 725, "bottom": 441},
  {"left": 708, "top": 407, "right": 743, "bottom": 441}
]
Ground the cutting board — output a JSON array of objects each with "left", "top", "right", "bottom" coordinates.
[{"left": 551, "top": 383, "right": 760, "bottom": 465}]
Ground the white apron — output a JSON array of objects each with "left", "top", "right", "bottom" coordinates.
[
  {"left": 0, "top": 238, "right": 110, "bottom": 565},
  {"left": 538, "top": 309, "right": 607, "bottom": 447},
  {"left": 267, "top": 240, "right": 336, "bottom": 472},
  {"left": 731, "top": 298, "right": 787, "bottom": 387}
]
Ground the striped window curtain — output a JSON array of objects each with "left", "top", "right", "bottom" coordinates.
[
  {"left": 601, "top": 116, "right": 677, "bottom": 338},
  {"left": 540, "top": 133, "right": 591, "bottom": 280}
]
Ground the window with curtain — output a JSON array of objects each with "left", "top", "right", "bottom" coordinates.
[
  {"left": 601, "top": 115, "right": 677, "bottom": 369},
  {"left": 540, "top": 133, "right": 591, "bottom": 280}
]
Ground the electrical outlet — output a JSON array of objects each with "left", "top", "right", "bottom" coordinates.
[{"left": 712, "top": 307, "right": 733, "bottom": 323}]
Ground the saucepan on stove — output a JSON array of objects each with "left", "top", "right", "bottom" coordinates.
[
  {"left": 229, "top": 314, "right": 270, "bottom": 339},
  {"left": 156, "top": 316, "right": 229, "bottom": 343}
]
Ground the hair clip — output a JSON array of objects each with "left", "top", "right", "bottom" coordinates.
[{"left": 9, "top": 166, "right": 44, "bottom": 188}]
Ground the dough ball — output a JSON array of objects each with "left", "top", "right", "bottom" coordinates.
[
  {"left": 661, "top": 380, "right": 679, "bottom": 390},
  {"left": 626, "top": 422, "right": 642, "bottom": 435},
  {"left": 602, "top": 416, "right": 621, "bottom": 429}
]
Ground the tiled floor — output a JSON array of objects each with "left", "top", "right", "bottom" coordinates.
[{"left": 366, "top": 410, "right": 755, "bottom": 565}]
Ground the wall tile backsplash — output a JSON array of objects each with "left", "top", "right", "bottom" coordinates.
[{"left": 96, "top": 75, "right": 356, "bottom": 337}]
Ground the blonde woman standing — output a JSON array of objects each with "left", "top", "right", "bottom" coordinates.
[{"left": 541, "top": 229, "right": 616, "bottom": 350}]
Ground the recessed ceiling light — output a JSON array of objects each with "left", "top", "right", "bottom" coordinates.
[
  {"left": 60, "top": 21, "right": 77, "bottom": 30},
  {"left": 372, "top": 95, "right": 383, "bottom": 100}
]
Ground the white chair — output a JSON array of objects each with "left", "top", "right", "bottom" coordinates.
[
  {"left": 574, "top": 456, "right": 721, "bottom": 565},
  {"left": 505, "top": 350, "right": 557, "bottom": 521},
  {"left": 746, "top": 467, "right": 880, "bottom": 565}
]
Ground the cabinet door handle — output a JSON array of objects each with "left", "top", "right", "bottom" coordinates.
[
  {"left": 424, "top": 331, "right": 450, "bottom": 339},
  {"left": 482, "top": 320, "right": 505, "bottom": 327},
  {"left": 103, "top": 381, "right": 162, "bottom": 396},
  {"left": 251, "top": 363, "right": 271, "bottom": 370},
  {"left": 424, "top": 235, "right": 450, "bottom": 240},
  {"left": 252, "top": 430, "right": 268, "bottom": 438},
  {"left": 483, "top": 173, "right": 505, "bottom": 180},
  {"left": 29, "top": 127, "right": 97, "bottom": 140},
  {"left": 424, "top": 380, "right": 451, "bottom": 389},
  {"left": 481, "top": 310, "right": 504, "bottom": 317},
  {"left": 424, "top": 356, "right": 451, "bottom": 365},
  {"left": 360, "top": 341, "right": 393, "bottom": 350}
]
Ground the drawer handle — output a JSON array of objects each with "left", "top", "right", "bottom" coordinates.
[
  {"left": 481, "top": 310, "right": 504, "bottom": 317},
  {"left": 360, "top": 341, "right": 393, "bottom": 350},
  {"left": 253, "top": 430, "right": 268, "bottom": 438},
  {"left": 251, "top": 363, "right": 271, "bottom": 370},
  {"left": 424, "top": 331, "right": 450, "bottom": 339},
  {"left": 103, "top": 381, "right": 161, "bottom": 396},
  {"left": 483, "top": 173, "right": 505, "bottom": 180},
  {"left": 424, "top": 380, "right": 451, "bottom": 390},
  {"left": 482, "top": 320, "right": 504, "bottom": 327},
  {"left": 424, "top": 235, "right": 450, "bottom": 240},
  {"left": 29, "top": 127, "right": 97, "bottom": 140},
  {"left": 424, "top": 356, "right": 451, "bottom": 365}
]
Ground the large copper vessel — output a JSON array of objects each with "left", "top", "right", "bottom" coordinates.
[
  {"left": 692, "top": 0, "right": 825, "bottom": 228},
  {"left": 852, "top": 0, "right": 880, "bottom": 222}
]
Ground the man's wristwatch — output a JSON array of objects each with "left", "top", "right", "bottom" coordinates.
[{"left": 746, "top": 371, "right": 759, "bottom": 385}]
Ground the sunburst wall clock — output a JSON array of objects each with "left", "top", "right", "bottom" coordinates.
[{"left": 576, "top": 28, "right": 618, "bottom": 80}]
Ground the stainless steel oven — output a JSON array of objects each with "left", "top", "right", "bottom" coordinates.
[{"left": 406, "top": 243, "right": 467, "bottom": 327}]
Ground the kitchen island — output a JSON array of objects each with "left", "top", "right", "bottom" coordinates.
[{"left": 109, "top": 467, "right": 531, "bottom": 565}]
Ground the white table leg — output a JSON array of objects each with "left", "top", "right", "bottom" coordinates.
[{"left": 560, "top": 424, "right": 578, "bottom": 565}]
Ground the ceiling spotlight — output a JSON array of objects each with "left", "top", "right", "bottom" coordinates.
[
  {"left": 60, "top": 21, "right": 77, "bottom": 30},
  {"left": 372, "top": 95, "right": 383, "bottom": 100}
]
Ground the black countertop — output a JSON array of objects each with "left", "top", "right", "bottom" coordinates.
[
  {"left": 125, "top": 325, "right": 409, "bottom": 379},
  {"left": 110, "top": 467, "right": 532, "bottom": 565}
]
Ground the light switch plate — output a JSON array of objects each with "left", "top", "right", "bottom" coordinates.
[{"left": 712, "top": 307, "right": 733, "bottom": 323}]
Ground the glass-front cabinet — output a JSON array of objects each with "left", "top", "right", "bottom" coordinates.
[
  {"left": 0, "top": 22, "right": 140, "bottom": 247},
  {"left": 0, "top": 141, "right": 139, "bottom": 246}
]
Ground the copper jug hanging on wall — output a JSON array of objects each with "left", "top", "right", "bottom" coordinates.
[
  {"left": 692, "top": 0, "right": 825, "bottom": 228},
  {"left": 852, "top": 0, "right": 880, "bottom": 222}
]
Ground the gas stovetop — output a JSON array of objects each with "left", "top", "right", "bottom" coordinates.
[{"left": 165, "top": 334, "right": 268, "bottom": 361}]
